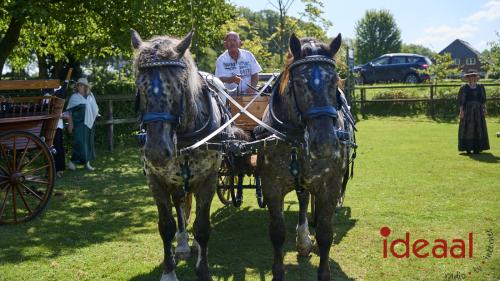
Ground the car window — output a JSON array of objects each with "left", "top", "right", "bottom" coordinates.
[
  {"left": 373, "top": 57, "right": 390, "bottom": 65},
  {"left": 391, "top": 57, "right": 407, "bottom": 64},
  {"left": 407, "top": 57, "right": 420, "bottom": 63}
]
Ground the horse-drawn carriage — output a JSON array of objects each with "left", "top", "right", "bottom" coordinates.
[
  {"left": 0, "top": 79, "right": 65, "bottom": 225},
  {"left": 213, "top": 74, "right": 354, "bottom": 212}
]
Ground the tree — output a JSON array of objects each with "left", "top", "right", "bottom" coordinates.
[
  {"left": 354, "top": 9, "right": 401, "bottom": 64},
  {"left": 401, "top": 43, "right": 436, "bottom": 58},
  {"left": 0, "top": 0, "right": 234, "bottom": 79},
  {"left": 419, "top": 53, "right": 460, "bottom": 82},
  {"left": 480, "top": 33, "right": 500, "bottom": 78}
]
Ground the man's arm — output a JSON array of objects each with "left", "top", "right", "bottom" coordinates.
[{"left": 219, "top": 76, "right": 241, "bottom": 84}]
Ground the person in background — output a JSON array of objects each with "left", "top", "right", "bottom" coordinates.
[
  {"left": 458, "top": 70, "right": 490, "bottom": 154},
  {"left": 215, "top": 31, "right": 262, "bottom": 94},
  {"left": 66, "top": 78, "right": 99, "bottom": 171},
  {"left": 42, "top": 77, "right": 71, "bottom": 178}
]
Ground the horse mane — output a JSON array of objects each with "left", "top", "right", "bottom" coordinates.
[
  {"left": 132, "top": 35, "right": 202, "bottom": 97},
  {"left": 279, "top": 37, "right": 333, "bottom": 95}
]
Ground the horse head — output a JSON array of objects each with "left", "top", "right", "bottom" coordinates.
[
  {"left": 285, "top": 33, "right": 342, "bottom": 160},
  {"left": 132, "top": 29, "right": 201, "bottom": 165}
]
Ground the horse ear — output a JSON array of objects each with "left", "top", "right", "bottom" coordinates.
[
  {"left": 176, "top": 30, "right": 194, "bottom": 57},
  {"left": 131, "top": 29, "right": 143, "bottom": 49},
  {"left": 329, "top": 33, "right": 342, "bottom": 57},
  {"left": 289, "top": 33, "right": 302, "bottom": 60}
]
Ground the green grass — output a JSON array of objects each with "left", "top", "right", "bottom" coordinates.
[{"left": 1, "top": 117, "right": 499, "bottom": 281}]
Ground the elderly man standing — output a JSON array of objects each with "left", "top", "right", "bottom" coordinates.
[{"left": 215, "top": 31, "right": 262, "bottom": 94}]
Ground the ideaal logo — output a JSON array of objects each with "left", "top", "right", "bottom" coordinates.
[
  {"left": 379, "top": 227, "right": 495, "bottom": 280},
  {"left": 380, "top": 226, "right": 473, "bottom": 259}
]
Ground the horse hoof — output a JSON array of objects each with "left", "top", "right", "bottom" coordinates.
[
  {"left": 160, "top": 270, "right": 179, "bottom": 281},
  {"left": 297, "top": 243, "right": 313, "bottom": 257},
  {"left": 296, "top": 224, "right": 313, "bottom": 256},
  {"left": 175, "top": 231, "right": 191, "bottom": 260},
  {"left": 175, "top": 249, "right": 191, "bottom": 260}
]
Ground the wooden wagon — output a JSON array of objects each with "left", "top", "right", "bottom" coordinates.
[
  {"left": 0, "top": 79, "right": 65, "bottom": 225},
  {"left": 216, "top": 87, "right": 271, "bottom": 208}
]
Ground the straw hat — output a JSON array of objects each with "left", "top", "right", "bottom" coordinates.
[{"left": 76, "top": 77, "right": 91, "bottom": 87}]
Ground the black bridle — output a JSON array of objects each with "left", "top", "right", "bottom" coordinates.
[
  {"left": 288, "top": 55, "right": 339, "bottom": 123},
  {"left": 139, "top": 59, "right": 187, "bottom": 126}
]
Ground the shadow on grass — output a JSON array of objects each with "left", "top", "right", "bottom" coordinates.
[
  {"left": 461, "top": 152, "right": 500, "bottom": 163},
  {"left": 130, "top": 205, "right": 357, "bottom": 281},
  {"left": 0, "top": 147, "right": 156, "bottom": 264}
]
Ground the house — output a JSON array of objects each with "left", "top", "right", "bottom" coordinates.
[{"left": 439, "top": 39, "right": 483, "bottom": 76}]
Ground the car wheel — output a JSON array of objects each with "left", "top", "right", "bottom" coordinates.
[{"left": 404, "top": 73, "right": 419, "bottom": 84}]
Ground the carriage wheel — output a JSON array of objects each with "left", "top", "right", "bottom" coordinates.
[
  {"left": 0, "top": 131, "right": 54, "bottom": 225},
  {"left": 254, "top": 175, "right": 266, "bottom": 208},
  {"left": 216, "top": 159, "right": 235, "bottom": 206}
]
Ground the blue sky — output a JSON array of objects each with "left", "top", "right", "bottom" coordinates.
[{"left": 229, "top": 0, "right": 500, "bottom": 52}]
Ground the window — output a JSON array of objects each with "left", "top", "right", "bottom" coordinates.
[
  {"left": 466, "top": 58, "right": 476, "bottom": 65},
  {"left": 407, "top": 57, "right": 419, "bottom": 63},
  {"left": 453, "top": 58, "right": 460, "bottom": 65},
  {"left": 373, "top": 57, "right": 390, "bottom": 65},
  {"left": 391, "top": 57, "right": 407, "bottom": 64}
]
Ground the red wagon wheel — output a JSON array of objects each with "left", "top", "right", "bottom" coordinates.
[{"left": 0, "top": 131, "right": 54, "bottom": 225}]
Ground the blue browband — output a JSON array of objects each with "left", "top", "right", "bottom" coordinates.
[
  {"left": 142, "top": 112, "right": 180, "bottom": 125},
  {"left": 304, "top": 106, "right": 338, "bottom": 119}
]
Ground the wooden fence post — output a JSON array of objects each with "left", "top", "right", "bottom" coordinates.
[
  {"left": 429, "top": 84, "right": 435, "bottom": 118},
  {"left": 360, "top": 88, "right": 366, "bottom": 115},
  {"left": 107, "top": 99, "right": 114, "bottom": 152}
]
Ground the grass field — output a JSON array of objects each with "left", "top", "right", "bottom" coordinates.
[{"left": 1, "top": 117, "right": 499, "bottom": 281}]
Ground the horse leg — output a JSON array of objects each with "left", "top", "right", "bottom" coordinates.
[
  {"left": 172, "top": 190, "right": 190, "bottom": 260},
  {"left": 193, "top": 177, "right": 216, "bottom": 281},
  {"left": 156, "top": 198, "right": 179, "bottom": 281},
  {"left": 314, "top": 190, "right": 337, "bottom": 281},
  {"left": 266, "top": 194, "right": 286, "bottom": 281},
  {"left": 296, "top": 191, "right": 313, "bottom": 256}
]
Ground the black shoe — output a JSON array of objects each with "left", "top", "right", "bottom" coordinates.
[
  {"left": 473, "top": 150, "right": 480, "bottom": 154},
  {"left": 466, "top": 150, "right": 471, "bottom": 154}
]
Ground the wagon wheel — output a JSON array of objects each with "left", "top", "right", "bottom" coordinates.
[
  {"left": 254, "top": 175, "right": 266, "bottom": 208},
  {"left": 216, "top": 159, "right": 235, "bottom": 206},
  {"left": 0, "top": 131, "right": 54, "bottom": 225}
]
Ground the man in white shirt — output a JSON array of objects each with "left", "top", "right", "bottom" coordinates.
[{"left": 215, "top": 31, "right": 262, "bottom": 94}]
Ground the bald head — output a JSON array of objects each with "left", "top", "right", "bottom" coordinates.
[
  {"left": 224, "top": 31, "right": 240, "bottom": 42},
  {"left": 223, "top": 31, "right": 242, "bottom": 55}
]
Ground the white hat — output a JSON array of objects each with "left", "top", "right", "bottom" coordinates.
[{"left": 76, "top": 77, "right": 91, "bottom": 87}]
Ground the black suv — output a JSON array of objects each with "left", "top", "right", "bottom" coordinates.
[{"left": 354, "top": 53, "right": 431, "bottom": 84}]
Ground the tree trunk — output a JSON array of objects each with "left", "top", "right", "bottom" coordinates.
[
  {"left": 0, "top": 16, "right": 25, "bottom": 78},
  {"left": 37, "top": 53, "right": 49, "bottom": 79}
]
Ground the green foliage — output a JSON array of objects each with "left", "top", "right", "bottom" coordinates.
[
  {"left": 401, "top": 43, "right": 436, "bottom": 58},
  {"left": 480, "top": 33, "right": 500, "bottom": 78},
  {"left": 419, "top": 53, "right": 461, "bottom": 82},
  {"left": 354, "top": 9, "right": 402, "bottom": 64},
  {"left": 0, "top": 0, "right": 234, "bottom": 78}
]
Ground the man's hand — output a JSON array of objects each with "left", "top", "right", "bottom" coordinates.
[{"left": 231, "top": 75, "right": 241, "bottom": 84}]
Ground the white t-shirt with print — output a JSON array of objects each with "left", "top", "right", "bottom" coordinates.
[{"left": 215, "top": 49, "right": 262, "bottom": 93}]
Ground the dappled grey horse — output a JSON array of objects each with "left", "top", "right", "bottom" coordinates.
[
  {"left": 131, "top": 29, "right": 246, "bottom": 281},
  {"left": 255, "top": 33, "right": 354, "bottom": 281}
]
